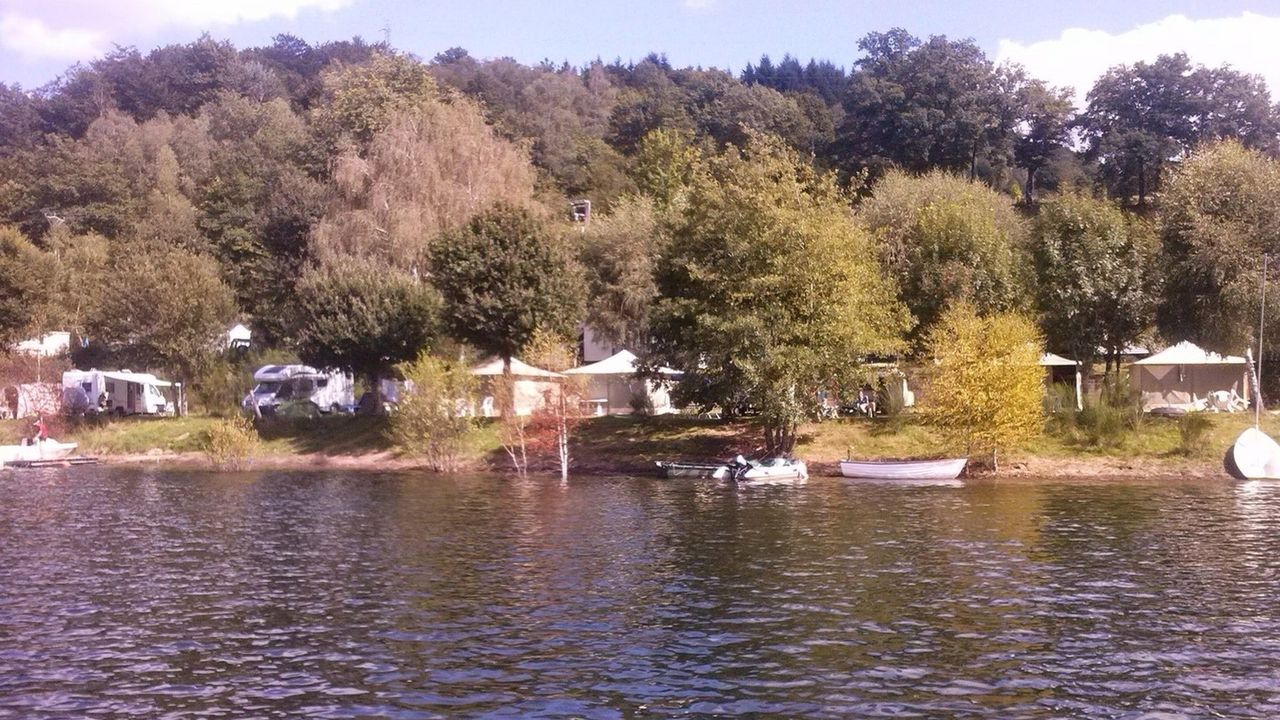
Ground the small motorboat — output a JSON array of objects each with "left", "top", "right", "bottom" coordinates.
[
  {"left": 715, "top": 457, "right": 808, "bottom": 485},
  {"left": 656, "top": 461, "right": 727, "bottom": 479},
  {"left": 839, "top": 457, "right": 967, "bottom": 480},
  {"left": 1226, "top": 427, "right": 1280, "bottom": 480},
  {"left": 0, "top": 438, "right": 79, "bottom": 467}
]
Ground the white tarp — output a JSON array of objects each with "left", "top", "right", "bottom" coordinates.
[
  {"left": 470, "top": 357, "right": 562, "bottom": 416},
  {"left": 1131, "top": 341, "right": 1249, "bottom": 411},
  {"left": 564, "top": 350, "right": 679, "bottom": 416}
]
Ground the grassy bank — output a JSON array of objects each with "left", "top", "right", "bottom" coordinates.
[{"left": 4, "top": 409, "right": 1271, "bottom": 478}]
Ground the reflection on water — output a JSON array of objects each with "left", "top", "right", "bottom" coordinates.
[{"left": 3, "top": 469, "right": 1280, "bottom": 717}]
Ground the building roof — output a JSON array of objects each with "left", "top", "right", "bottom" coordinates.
[
  {"left": 564, "top": 349, "right": 681, "bottom": 376},
  {"left": 1133, "top": 340, "right": 1246, "bottom": 366},
  {"left": 471, "top": 357, "right": 564, "bottom": 378},
  {"left": 1039, "top": 352, "right": 1078, "bottom": 367}
]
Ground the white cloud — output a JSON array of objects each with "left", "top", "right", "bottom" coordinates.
[
  {"left": 0, "top": 0, "right": 354, "bottom": 60},
  {"left": 997, "top": 12, "right": 1280, "bottom": 107}
]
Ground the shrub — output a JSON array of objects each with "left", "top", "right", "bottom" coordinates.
[
  {"left": 1178, "top": 414, "right": 1213, "bottom": 456},
  {"left": 203, "top": 415, "right": 259, "bottom": 471},
  {"left": 391, "top": 354, "right": 475, "bottom": 472}
]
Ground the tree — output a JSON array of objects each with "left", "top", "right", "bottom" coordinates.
[
  {"left": 858, "top": 170, "right": 1031, "bottom": 343},
  {"left": 312, "top": 51, "right": 439, "bottom": 147},
  {"left": 836, "top": 30, "right": 1016, "bottom": 180},
  {"left": 293, "top": 258, "right": 440, "bottom": 413},
  {"left": 1080, "top": 53, "right": 1278, "bottom": 204},
  {"left": 1031, "top": 194, "right": 1159, "bottom": 372},
  {"left": 88, "top": 243, "right": 237, "bottom": 379},
  {"left": 0, "top": 226, "right": 55, "bottom": 350},
  {"left": 631, "top": 128, "right": 702, "bottom": 210},
  {"left": 431, "top": 204, "right": 584, "bottom": 370},
  {"left": 923, "top": 303, "right": 1044, "bottom": 471},
  {"left": 524, "top": 328, "right": 589, "bottom": 481},
  {"left": 650, "top": 134, "right": 910, "bottom": 454},
  {"left": 578, "top": 196, "right": 660, "bottom": 349},
  {"left": 1157, "top": 140, "right": 1280, "bottom": 356},
  {"left": 391, "top": 354, "right": 476, "bottom": 471},
  {"left": 1013, "top": 80, "right": 1074, "bottom": 204},
  {"left": 311, "top": 99, "right": 538, "bottom": 270}
]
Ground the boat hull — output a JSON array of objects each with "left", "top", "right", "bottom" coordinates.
[
  {"left": 1227, "top": 428, "right": 1280, "bottom": 480},
  {"left": 0, "top": 439, "right": 79, "bottom": 466},
  {"left": 656, "top": 461, "right": 726, "bottom": 479},
  {"left": 716, "top": 460, "right": 808, "bottom": 484},
  {"left": 840, "top": 458, "right": 967, "bottom": 480}
]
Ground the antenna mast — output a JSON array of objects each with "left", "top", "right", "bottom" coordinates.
[{"left": 1258, "top": 254, "right": 1267, "bottom": 429}]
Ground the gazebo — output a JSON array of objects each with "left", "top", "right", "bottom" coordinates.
[
  {"left": 471, "top": 357, "right": 564, "bottom": 416},
  {"left": 1130, "top": 341, "right": 1249, "bottom": 412},
  {"left": 1039, "top": 352, "right": 1083, "bottom": 411},
  {"left": 563, "top": 350, "right": 681, "bottom": 416}
]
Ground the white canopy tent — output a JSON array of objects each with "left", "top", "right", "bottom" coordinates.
[
  {"left": 1130, "top": 341, "right": 1249, "bottom": 412},
  {"left": 1039, "top": 352, "right": 1083, "bottom": 411},
  {"left": 564, "top": 349, "right": 681, "bottom": 416},
  {"left": 470, "top": 357, "right": 564, "bottom": 416}
]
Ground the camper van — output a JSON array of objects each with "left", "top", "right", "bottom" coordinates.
[
  {"left": 62, "top": 370, "right": 175, "bottom": 416},
  {"left": 242, "top": 365, "right": 354, "bottom": 415}
]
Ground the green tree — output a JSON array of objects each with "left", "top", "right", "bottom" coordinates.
[
  {"left": 578, "top": 196, "right": 660, "bottom": 349},
  {"left": 391, "top": 354, "right": 476, "bottom": 471},
  {"left": 650, "top": 134, "right": 910, "bottom": 454},
  {"left": 0, "top": 226, "right": 55, "bottom": 350},
  {"left": 858, "top": 169, "right": 1031, "bottom": 343},
  {"left": 293, "top": 258, "right": 440, "bottom": 413},
  {"left": 924, "top": 303, "right": 1044, "bottom": 471},
  {"left": 1081, "top": 53, "right": 1278, "bottom": 204},
  {"left": 631, "top": 128, "right": 702, "bottom": 210},
  {"left": 431, "top": 204, "right": 584, "bottom": 370},
  {"left": 313, "top": 51, "right": 439, "bottom": 147},
  {"left": 1158, "top": 140, "right": 1280, "bottom": 355},
  {"left": 1031, "top": 193, "right": 1159, "bottom": 372},
  {"left": 1013, "top": 80, "right": 1075, "bottom": 204},
  {"left": 89, "top": 243, "right": 237, "bottom": 380}
]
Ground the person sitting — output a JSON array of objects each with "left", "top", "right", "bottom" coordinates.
[
  {"left": 29, "top": 415, "right": 48, "bottom": 445},
  {"left": 856, "top": 384, "right": 877, "bottom": 417}
]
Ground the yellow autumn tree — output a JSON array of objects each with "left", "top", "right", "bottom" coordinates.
[{"left": 923, "top": 303, "right": 1044, "bottom": 471}]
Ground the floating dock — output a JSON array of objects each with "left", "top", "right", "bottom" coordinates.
[{"left": 5, "top": 456, "right": 100, "bottom": 469}]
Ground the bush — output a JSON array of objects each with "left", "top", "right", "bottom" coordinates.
[
  {"left": 876, "top": 377, "right": 906, "bottom": 418},
  {"left": 203, "top": 415, "right": 259, "bottom": 471},
  {"left": 1178, "top": 414, "right": 1213, "bottom": 456},
  {"left": 391, "top": 354, "right": 475, "bottom": 471},
  {"left": 1058, "top": 379, "right": 1142, "bottom": 448}
]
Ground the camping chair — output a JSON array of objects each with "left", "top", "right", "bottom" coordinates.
[{"left": 698, "top": 405, "right": 723, "bottom": 420}]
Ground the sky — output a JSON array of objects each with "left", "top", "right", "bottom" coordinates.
[{"left": 4, "top": 0, "right": 1280, "bottom": 106}]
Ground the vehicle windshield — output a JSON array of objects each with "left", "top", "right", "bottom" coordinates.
[{"left": 254, "top": 381, "right": 281, "bottom": 394}]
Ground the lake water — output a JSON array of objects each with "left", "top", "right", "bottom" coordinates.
[{"left": 3, "top": 469, "right": 1280, "bottom": 718}]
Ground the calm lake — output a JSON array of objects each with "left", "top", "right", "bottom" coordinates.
[{"left": 2, "top": 469, "right": 1280, "bottom": 718}]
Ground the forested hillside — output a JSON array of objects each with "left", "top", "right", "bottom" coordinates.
[{"left": 2, "top": 30, "right": 1280, "bottom": 417}]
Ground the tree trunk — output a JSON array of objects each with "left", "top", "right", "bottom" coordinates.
[
  {"left": 1137, "top": 160, "right": 1146, "bottom": 206},
  {"left": 1025, "top": 166, "right": 1036, "bottom": 205},
  {"left": 369, "top": 372, "right": 384, "bottom": 416}
]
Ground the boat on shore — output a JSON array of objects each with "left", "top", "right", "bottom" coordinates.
[
  {"left": 656, "top": 460, "right": 726, "bottom": 479},
  {"left": 839, "top": 457, "right": 967, "bottom": 481},
  {"left": 1227, "top": 427, "right": 1280, "bottom": 480},
  {"left": 0, "top": 439, "right": 79, "bottom": 467}
]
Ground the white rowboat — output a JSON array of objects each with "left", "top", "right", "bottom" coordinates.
[
  {"left": 840, "top": 458, "right": 967, "bottom": 481},
  {"left": 1227, "top": 427, "right": 1280, "bottom": 480},
  {"left": 0, "top": 439, "right": 79, "bottom": 467},
  {"left": 716, "top": 458, "right": 808, "bottom": 484}
]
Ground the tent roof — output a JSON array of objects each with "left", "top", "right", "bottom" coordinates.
[
  {"left": 228, "top": 324, "right": 252, "bottom": 340},
  {"left": 1039, "top": 352, "right": 1078, "bottom": 367},
  {"left": 564, "top": 349, "right": 681, "bottom": 376},
  {"left": 471, "top": 357, "right": 564, "bottom": 378},
  {"left": 1133, "top": 341, "right": 1246, "bottom": 366}
]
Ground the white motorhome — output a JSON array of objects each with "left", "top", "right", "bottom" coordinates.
[
  {"left": 62, "top": 370, "right": 175, "bottom": 416},
  {"left": 242, "top": 365, "right": 354, "bottom": 415}
]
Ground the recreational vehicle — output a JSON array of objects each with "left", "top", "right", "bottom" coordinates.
[
  {"left": 62, "top": 370, "right": 175, "bottom": 416},
  {"left": 242, "top": 365, "right": 354, "bottom": 415}
]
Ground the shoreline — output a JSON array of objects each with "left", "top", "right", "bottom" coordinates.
[{"left": 89, "top": 449, "right": 1231, "bottom": 481}]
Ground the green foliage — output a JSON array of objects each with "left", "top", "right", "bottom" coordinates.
[
  {"left": 923, "top": 303, "right": 1044, "bottom": 469},
  {"left": 1177, "top": 413, "right": 1214, "bottom": 456},
  {"left": 203, "top": 414, "right": 260, "bottom": 470},
  {"left": 431, "top": 204, "right": 584, "bottom": 362},
  {"left": 631, "top": 129, "right": 702, "bottom": 210},
  {"left": 89, "top": 242, "right": 237, "bottom": 378},
  {"left": 578, "top": 196, "right": 659, "bottom": 349},
  {"left": 0, "top": 226, "right": 55, "bottom": 349},
  {"left": 314, "top": 52, "right": 438, "bottom": 145},
  {"left": 1158, "top": 140, "right": 1280, "bottom": 355},
  {"left": 293, "top": 258, "right": 440, "bottom": 386},
  {"left": 650, "top": 133, "right": 910, "bottom": 454},
  {"left": 1048, "top": 379, "right": 1142, "bottom": 449},
  {"left": 390, "top": 354, "right": 476, "bottom": 471},
  {"left": 1032, "top": 193, "right": 1160, "bottom": 367},
  {"left": 859, "top": 170, "right": 1031, "bottom": 342}
]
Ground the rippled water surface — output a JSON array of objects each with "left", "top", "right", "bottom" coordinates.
[{"left": 4, "top": 469, "right": 1280, "bottom": 717}]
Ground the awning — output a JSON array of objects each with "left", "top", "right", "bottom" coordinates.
[
  {"left": 1134, "top": 341, "right": 1246, "bottom": 366},
  {"left": 564, "top": 349, "right": 681, "bottom": 376},
  {"left": 471, "top": 357, "right": 564, "bottom": 378}
]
